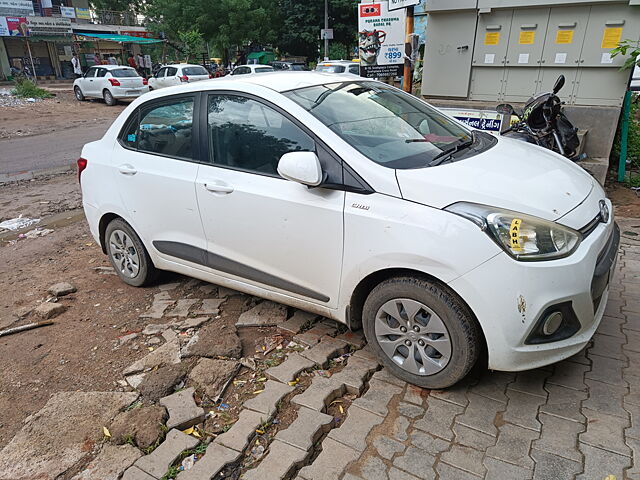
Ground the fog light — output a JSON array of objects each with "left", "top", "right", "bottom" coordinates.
[{"left": 542, "top": 311, "right": 563, "bottom": 335}]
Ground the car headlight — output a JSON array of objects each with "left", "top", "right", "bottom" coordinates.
[{"left": 445, "top": 202, "right": 582, "bottom": 261}]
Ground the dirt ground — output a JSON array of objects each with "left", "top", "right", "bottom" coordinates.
[
  {"left": 607, "top": 178, "right": 640, "bottom": 217},
  {"left": 0, "top": 90, "right": 126, "bottom": 140}
]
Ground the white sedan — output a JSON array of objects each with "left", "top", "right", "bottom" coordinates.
[
  {"left": 148, "top": 64, "right": 212, "bottom": 90},
  {"left": 231, "top": 64, "right": 275, "bottom": 75},
  {"left": 73, "top": 65, "right": 148, "bottom": 106},
  {"left": 78, "top": 72, "right": 617, "bottom": 388}
]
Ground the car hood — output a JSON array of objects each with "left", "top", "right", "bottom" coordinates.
[{"left": 395, "top": 135, "right": 594, "bottom": 221}]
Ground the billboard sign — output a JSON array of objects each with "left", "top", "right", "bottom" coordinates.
[
  {"left": 388, "top": 0, "right": 420, "bottom": 11},
  {"left": 358, "top": 2, "right": 406, "bottom": 78},
  {"left": 60, "top": 6, "right": 76, "bottom": 18},
  {"left": 76, "top": 7, "right": 90, "bottom": 19},
  {"left": 0, "top": 16, "right": 28, "bottom": 36},
  {"left": 26, "top": 16, "right": 72, "bottom": 35},
  {"left": 0, "top": 0, "right": 34, "bottom": 16}
]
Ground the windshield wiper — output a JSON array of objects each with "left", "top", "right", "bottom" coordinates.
[{"left": 428, "top": 134, "right": 475, "bottom": 167}]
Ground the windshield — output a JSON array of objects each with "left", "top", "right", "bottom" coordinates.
[
  {"left": 112, "top": 68, "right": 138, "bottom": 78},
  {"left": 283, "top": 81, "right": 473, "bottom": 169},
  {"left": 316, "top": 65, "right": 346, "bottom": 73},
  {"left": 256, "top": 67, "right": 274, "bottom": 73},
  {"left": 183, "top": 66, "right": 208, "bottom": 76}
]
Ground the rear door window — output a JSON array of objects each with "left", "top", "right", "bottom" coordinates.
[
  {"left": 96, "top": 68, "right": 107, "bottom": 78},
  {"left": 112, "top": 68, "right": 139, "bottom": 78},
  {"left": 183, "top": 66, "right": 208, "bottom": 76},
  {"left": 166, "top": 67, "right": 178, "bottom": 76},
  {"left": 120, "top": 97, "right": 195, "bottom": 160}
]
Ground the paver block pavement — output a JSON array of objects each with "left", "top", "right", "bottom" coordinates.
[
  {"left": 585, "top": 353, "right": 626, "bottom": 386},
  {"left": 579, "top": 407, "right": 631, "bottom": 456},
  {"left": 160, "top": 387, "right": 205, "bottom": 430},
  {"left": 530, "top": 449, "right": 581, "bottom": 480},
  {"left": 294, "top": 324, "right": 338, "bottom": 347},
  {"left": 415, "top": 396, "right": 464, "bottom": 441},
  {"left": 503, "top": 389, "right": 545, "bottom": 431},
  {"left": 275, "top": 406, "right": 333, "bottom": 451},
  {"left": 70, "top": 444, "right": 141, "bottom": 480},
  {"left": 410, "top": 430, "right": 449, "bottom": 456},
  {"left": 215, "top": 409, "right": 266, "bottom": 452},
  {"left": 328, "top": 355, "right": 379, "bottom": 394},
  {"left": 243, "top": 439, "right": 308, "bottom": 480},
  {"left": 266, "top": 353, "right": 315, "bottom": 384},
  {"left": 124, "top": 337, "right": 181, "bottom": 375},
  {"left": 168, "top": 299, "right": 199, "bottom": 317},
  {"left": 292, "top": 377, "right": 343, "bottom": 412},
  {"left": 297, "top": 437, "right": 360, "bottom": 480},
  {"left": 440, "top": 444, "right": 486, "bottom": 477},
  {"left": 193, "top": 298, "right": 225, "bottom": 315},
  {"left": 299, "top": 336, "right": 349, "bottom": 367},
  {"left": 140, "top": 299, "right": 175, "bottom": 319},
  {"left": 177, "top": 442, "right": 241, "bottom": 480},
  {"left": 538, "top": 383, "right": 587, "bottom": 423},
  {"left": 486, "top": 423, "right": 539, "bottom": 469},
  {"left": 121, "top": 466, "right": 157, "bottom": 480},
  {"left": 328, "top": 404, "right": 383, "bottom": 451},
  {"left": 392, "top": 446, "right": 436, "bottom": 480},
  {"left": 278, "top": 310, "right": 320, "bottom": 334},
  {"left": 483, "top": 457, "right": 532, "bottom": 480},
  {"left": 373, "top": 435, "right": 406, "bottom": 459},
  {"left": 532, "top": 413, "right": 583, "bottom": 462},
  {"left": 134, "top": 429, "right": 199, "bottom": 478},
  {"left": 242, "top": 380, "right": 294, "bottom": 416},
  {"left": 435, "top": 461, "right": 481, "bottom": 480},
  {"left": 352, "top": 378, "right": 403, "bottom": 417},
  {"left": 455, "top": 393, "right": 503, "bottom": 437},
  {"left": 577, "top": 442, "right": 632, "bottom": 480}
]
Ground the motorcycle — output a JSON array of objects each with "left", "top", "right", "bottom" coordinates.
[{"left": 496, "top": 75, "right": 585, "bottom": 161}]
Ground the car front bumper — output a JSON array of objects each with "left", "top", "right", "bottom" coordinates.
[{"left": 448, "top": 207, "right": 618, "bottom": 372}]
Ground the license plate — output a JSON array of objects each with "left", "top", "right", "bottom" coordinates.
[{"left": 126, "top": 90, "right": 140, "bottom": 95}]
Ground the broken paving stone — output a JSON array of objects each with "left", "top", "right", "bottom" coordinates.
[
  {"left": 134, "top": 429, "right": 199, "bottom": 479},
  {"left": 71, "top": 444, "right": 141, "bottom": 480},
  {"left": 154, "top": 291, "right": 172, "bottom": 301},
  {"left": 194, "top": 298, "right": 225, "bottom": 315},
  {"left": 243, "top": 380, "right": 294, "bottom": 417},
  {"left": 124, "top": 336, "right": 181, "bottom": 375},
  {"left": 34, "top": 301, "right": 67, "bottom": 319},
  {"left": 278, "top": 310, "right": 320, "bottom": 334},
  {"left": 158, "top": 282, "right": 181, "bottom": 292},
  {"left": 299, "top": 336, "right": 349, "bottom": 368},
  {"left": 167, "top": 299, "right": 199, "bottom": 317},
  {"left": 126, "top": 373, "right": 146, "bottom": 389},
  {"left": 160, "top": 387, "right": 205, "bottom": 430},
  {"left": 94, "top": 266, "right": 117, "bottom": 275},
  {"left": 180, "top": 323, "right": 242, "bottom": 359},
  {"left": 176, "top": 317, "right": 210, "bottom": 330},
  {"left": 118, "top": 333, "right": 139, "bottom": 346},
  {"left": 188, "top": 358, "right": 239, "bottom": 400},
  {"left": 337, "top": 330, "right": 367, "bottom": 349},
  {"left": 275, "top": 407, "right": 333, "bottom": 451},
  {"left": 140, "top": 300, "right": 174, "bottom": 320},
  {"left": 293, "top": 323, "right": 337, "bottom": 347},
  {"left": 137, "top": 363, "right": 191, "bottom": 403},
  {"left": 142, "top": 324, "right": 169, "bottom": 336},
  {"left": 266, "top": 353, "right": 315, "bottom": 384},
  {"left": 215, "top": 409, "right": 266, "bottom": 452},
  {"left": 236, "top": 301, "right": 287, "bottom": 327},
  {"left": 0, "top": 391, "right": 138, "bottom": 480},
  {"left": 48, "top": 282, "right": 77, "bottom": 297},
  {"left": 109, "top": 405, "right": 167, "bottom": 450}
]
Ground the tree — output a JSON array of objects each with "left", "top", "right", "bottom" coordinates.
[
  {"left": 89, "top": 0, "right": 142, "bottom": 11},
  {"left": 278, "top": 0, "right": 359, "bottom": 61},
  {"left": 178, "top": 30, "right": 204, "bottom": 63}
]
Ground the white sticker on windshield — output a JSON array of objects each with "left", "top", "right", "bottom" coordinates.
[
  {"left": 484, "top": 53, "right": 495, "bottom": 64},
  {"left": 518, "top": 53, "right": 530, "bottom": 64}
]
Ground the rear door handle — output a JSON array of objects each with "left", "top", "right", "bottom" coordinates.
[
  {"left": 203, "top": 181, "right": 234, "bottom": 194},
  {"left": 118, "top": 164, "right": 137, "bottom": 175}
]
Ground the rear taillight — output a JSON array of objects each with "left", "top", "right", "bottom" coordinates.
[
  {"left": 142, "top": 78, "right": 148, "bottom": 85},
  {"left": 209, "top": 73, "right": 213, "bottom": 79},
  {"left": 77, "top": 158, "right": 87, "bottom": 183},
  {"left": 180, "top": 75, "right": 189, "bottom": 82},
  {"left": 108, "top": 78, "right": 121, "bottom": 86}
]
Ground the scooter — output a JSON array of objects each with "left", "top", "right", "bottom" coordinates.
[{"left": 496, "top": 75, "right": 585, "bottom": 161}]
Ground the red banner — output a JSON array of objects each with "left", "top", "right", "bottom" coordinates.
[
  {"left": 359, "top": 3, "right": 381, "bottom": 17},
  {"left": 120, "top": 30, "right": 155, "bottom": 39}
]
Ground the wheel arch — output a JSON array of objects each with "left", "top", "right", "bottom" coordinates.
[
  {"left": 347, "top": 267, "right": 488, "bottom": 363},
  {"left": 98, "top": 212, "right": 122, "bottom": 254}
]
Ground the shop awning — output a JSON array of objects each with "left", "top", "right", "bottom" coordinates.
[{"left": 76, "top": 33, "right": 164, "bottom": 44}]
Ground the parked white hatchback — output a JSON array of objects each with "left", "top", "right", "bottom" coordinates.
[
  {"left": 78, "top": 72, "right": 618, "bottom": 388},
  {"left": 148, "top": 64, "right": 212, "bottom": 90},
  {"left": 74, "top": 65, "right": 149, "bottom": 106},
  {"left": 315, "top": 60, "right": 360, "bottom": 75},
  {"left": 231, "top": 64, "right": 275, "bottom": 75}
]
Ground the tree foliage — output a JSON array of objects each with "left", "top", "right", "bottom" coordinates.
[{"left": 142, "top": 0, "right": 359, "bottom": 62}]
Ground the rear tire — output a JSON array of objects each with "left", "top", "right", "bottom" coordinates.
[
  {"left": 105, "top": 219, "right": 158, "bottom": 287},
  {"left": 74, "top": 86, "right": 85, "bottom": 101},
  {"left": 363, "top": 276, "right": 481, "bottom": 389},
  {"left": 103, "top": 89, "right": 117, "bottom": 106}
]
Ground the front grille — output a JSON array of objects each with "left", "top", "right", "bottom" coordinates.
[
  {"left": 591, "top": 223, "right": 620, "bottom": 313},
  {"left": 579, "top": 214, "right": 601, "bottom": 238}
]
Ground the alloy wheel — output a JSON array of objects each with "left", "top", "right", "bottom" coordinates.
[
  {"left": 374, "top": 298, "right": 452, "bottom": 375},
  {"left": 109, "top": 229, "right": 140, "bottom": 278}
]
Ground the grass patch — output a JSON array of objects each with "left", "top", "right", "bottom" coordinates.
[{"left": 11, "top": 79, "right": 52, "bottom": 99}]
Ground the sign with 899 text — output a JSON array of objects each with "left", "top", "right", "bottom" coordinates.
[{"left": 358, "top": 1, "right": 406, "bottom": 78}]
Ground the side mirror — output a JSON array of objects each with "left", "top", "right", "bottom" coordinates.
[
  {"left": 553, "top": 75, "right": 565, "bottom": 94},
  {"left": 496, "top": 103, "right": 515, "bottom": 115},
  {"left": 277, "top": 152, "right": 323, "bottom": 186}
]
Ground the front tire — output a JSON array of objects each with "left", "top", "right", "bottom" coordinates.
[
  {"left": 363, "top": 276, "right": 481, "bottom": 389},
  {"left": 74, "top": 86, "right": 85, "bottom": 101},
  {"left": 105, "top": 219, "right": 157, "bottom": 287},
  {"left": 103, "top": 89, "right": 117, "bottom": 106}
]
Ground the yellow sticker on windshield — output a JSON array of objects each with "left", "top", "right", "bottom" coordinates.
[{"left": 510, "top": 218, "right": 523, "bottom": 251}]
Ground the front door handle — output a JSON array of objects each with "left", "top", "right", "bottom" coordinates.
[
  {"left": 203, "top": 181, "right": 234, "bottom": 194},
  {"left": 118, "top": 164, "right": 137, "bottom": 175}
]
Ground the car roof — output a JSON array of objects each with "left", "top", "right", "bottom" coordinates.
[
  {"left": 318, "top": 60, "right": 358, "bottom": 65},
  {"left": 164, "top": 64, "right": 205, "bottom": 68},
  {"left": 91, "top": 65, "right": 135, "bottom": 70},
  {"left": 224, "top": 71, "right": 361, "bottom": 92}
]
